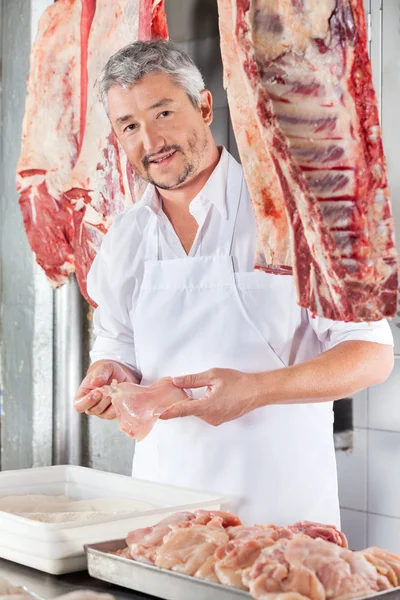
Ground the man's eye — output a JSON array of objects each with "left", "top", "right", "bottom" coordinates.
[
  {"left": 124, "top": 124, "right": 137, "bottom": 132},
  {"left": 158, "top": 111, "right": 171, "bottom": 118}
]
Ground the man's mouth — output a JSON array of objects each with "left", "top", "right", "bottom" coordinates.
[{"left": 148, "top": 150, "right": 177, "bottom": 166}]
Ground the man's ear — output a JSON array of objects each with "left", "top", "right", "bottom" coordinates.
[{"left": 200, "top": 89, "right": 213, "bottom": 126}]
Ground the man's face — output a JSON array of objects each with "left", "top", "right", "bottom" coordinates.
[{"left": 107, "top": 72, "right": 213, "bottom": 190}]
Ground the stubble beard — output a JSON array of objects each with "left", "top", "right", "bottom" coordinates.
[{"left": 141, "top": 132, "right": 209, "bottom": 190}]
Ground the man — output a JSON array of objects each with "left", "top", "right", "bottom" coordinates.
[{"left": 75, "top": 39, "right": 394, "bottom": 526}]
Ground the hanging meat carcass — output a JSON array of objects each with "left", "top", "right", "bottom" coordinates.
[
  {"left": 16, "top": 0, "right": 167, "bottom": 303},
  {"left": 218, "top": 0, "right": 398, "bottom": 321}
]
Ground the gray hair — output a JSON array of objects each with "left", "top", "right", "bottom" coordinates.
[{"left": 99, "top": 39, "right": 205, "bottom": 110}]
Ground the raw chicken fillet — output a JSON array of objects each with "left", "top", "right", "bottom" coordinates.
[
  {"left": 115, "top": 511, "right": 400, "bottom": 600},
  {"left": 101, "top": 378, "right": 191, "bottom": 441}
]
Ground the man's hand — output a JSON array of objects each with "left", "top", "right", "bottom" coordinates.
[
  {"left": 161, "top": 342, "right": 394, "bottom": 425},
  {"left": 160, "top": 368, "right": 261, "bottom": 426},
  {"left": 74, "top": 360, "right": 139, "bottom": 420}
]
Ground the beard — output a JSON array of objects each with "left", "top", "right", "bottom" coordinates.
[{"left": 138, "top": 131, "right": 208, "bottom": 190}]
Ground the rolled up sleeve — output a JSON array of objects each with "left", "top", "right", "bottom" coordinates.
[
  {"left": 87, "top": 220, "right": 140, "bottom": 377},
  {"left": 308, "top": 312, "right": 394, "bottom": 351}
]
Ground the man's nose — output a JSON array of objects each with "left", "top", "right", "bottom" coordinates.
[{"left": 141, "top": 125, "right": 165, "bottom": 155}]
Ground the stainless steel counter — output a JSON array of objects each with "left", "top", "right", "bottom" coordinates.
[{"left": 0, "top": 558, "right": 154, "bottom": 599}]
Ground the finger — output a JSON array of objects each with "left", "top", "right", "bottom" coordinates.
[
  {"left": 172, "top": 370, "right": 215, "bottom": 389},
  {"left": 74, "top": 389, "right": 104, "bottom": 413},
  {"left": 75, "top": 374, "right": 96, "bottom": 402},
  {"left": 85, "top": 394, "right": 112, "bottom": 416},
  {"left": 89, "top": 363, "right": 114, "bottom": 387},
  {"left": 160, "top": 399, "right": 204, "bottom": 420},
  {"left": 97, "top": 404, "right": 116, "bottom": 420},
  {"left": 75, "top": 364, "right": 113, "bottom": 404}
]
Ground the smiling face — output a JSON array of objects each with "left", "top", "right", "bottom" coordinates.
[{"left": 107, "top": 72, "right": 215, "bottom": 190}]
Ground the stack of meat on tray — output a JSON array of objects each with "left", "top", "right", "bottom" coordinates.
[{"left": 113, "top": 510, "right": 400, "bottom": 600}]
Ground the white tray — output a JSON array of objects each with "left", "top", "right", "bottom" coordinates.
[{"left": 0, "top": 465, "right": 227, "bottom": 575}]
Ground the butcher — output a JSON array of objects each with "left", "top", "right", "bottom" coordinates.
[{"left": 75, "top": 39, "right": 394, "bottom": 526}]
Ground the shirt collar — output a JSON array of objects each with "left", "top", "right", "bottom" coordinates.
[
  {"left": 191, "top": 146, "right": 229, "bottom": 220},
  {"left": 135, "top": 184, "right": 160, "bottom": 233},
  {"left": 135, "top": 146, "right": 230, "bottom": 232}
]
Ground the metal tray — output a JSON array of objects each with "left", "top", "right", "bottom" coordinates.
[
  {"left": 85, "top": 539, "right": 250, "bottom": 600},
  {"left": 85, "top": 539, "right": 400, "bottom": 600}
]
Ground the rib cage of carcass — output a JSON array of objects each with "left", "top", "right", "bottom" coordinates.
[
  {"left": 16, "top": 0, "right": 167, "bottom": 304},
  {"left": 218, "top": 0, "right": 398, "bottom": 321}
]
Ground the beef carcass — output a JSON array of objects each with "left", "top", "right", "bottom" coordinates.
[
  {"left": 99, "top": 378, "right": 191, "bottom": 441},
  {"left": 218, "top": 0, "right": 398, "bottom": 321},
  {"left": 16, "top": 0, "right": 82, "bottom": 284},
  {"left": 17, "top": 0, "right": 167, "bottom": 303},
  {"left": 65, "top": 0, "right": 167, "bottom": 302}
]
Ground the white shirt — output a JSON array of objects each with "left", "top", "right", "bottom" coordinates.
[{"left": 88, "top": 147, "right": 393, "bottom": 376}]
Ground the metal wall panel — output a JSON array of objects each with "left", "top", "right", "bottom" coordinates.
[
  {"left": 0, "top": 0, "right": 35, "bottom": 469},
  {"left": 0, "top": 0, "right": 55, "bottom": 470}
]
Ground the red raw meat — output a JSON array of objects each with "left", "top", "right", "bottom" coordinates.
[
  {"left": 17, "top": 0, "right": 168, "bottom": 303},
  {"left": 16, "top": 0, "right": 81, "bottom": 284},
  {"left": 218, "top": 0, "right": 398, "bottom": 321}
]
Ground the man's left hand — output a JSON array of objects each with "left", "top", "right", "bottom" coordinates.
[{"left": 160, "top": 368, "right": 261, "bottom": 426}]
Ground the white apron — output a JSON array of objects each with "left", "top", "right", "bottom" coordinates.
[{"left": 131, "top": 158, "right": 339, "bottom": 527}]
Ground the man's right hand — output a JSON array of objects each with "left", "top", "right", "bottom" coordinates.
[{"left": 74, "top": 360, "right": 139, "bottom": 420}]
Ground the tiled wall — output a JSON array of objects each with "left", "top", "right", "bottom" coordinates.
[{"left": 337, "top": 360, "right": 400, "bottom": 552}]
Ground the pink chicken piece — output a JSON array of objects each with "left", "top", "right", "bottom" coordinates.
[
  {"left": 155, "top": 525, "right": 229, "bottom": 575},
  {"left": 213, "top": 537, "right": 268, "bottom": 589},
  {"left": 188, "top": 510, "right": 243, "bottom": 529},
  {"left": 288, "top": 521, "right": 348, "bottom": 548},
  {"left": 126, "top": 512, "right": 196, "bottom": 564},
  {"left": 125, "top": 510, "right": 241, "bottom": 565},
  {"left": 100, "top": 378, "right": 191, "bottom": 441},
  {"left": 244, "top": 535, "right": 380, "bottom": 600},
  {"left": 361, "top": 547, "right": 400, "bottom": 589}
]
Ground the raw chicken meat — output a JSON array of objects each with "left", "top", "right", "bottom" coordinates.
[
  {"left": 126, "top": 512, "right": 196, "bottom": 564},
  {"left": 213, "top": 537, "right": 267, "bottom": 589},
  {"left": 362, "top": 547, "right": 400, "bottom": 589},
  {"left": 226, "top": 522, "right": 347, "bottom": 548},
  {"left": 118, "top": 510, "right": 400, "bottom": 600},
  {"left": 125, "top": 510, "right": 240, "bottom": 564},
  {"left": 217, "top": 0, "right": 398, "bottom": 321},
  {"left": 155, "top": 525, "right": 229, "bottom": 575},
  {"left": 189, "top": 510, "right": 242, "bottom": 529},
  {"left": 244, "top": 535, "right": 380, "bottom": 600},
  {"left": 100, "top": 377, "right": 191, "bottom": 441},
  {"left": 288, "top": 521, "right": 348, "bottom": 548},
  {"left": 17, "top": 0, "right": 167, "bottom": 302}
]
